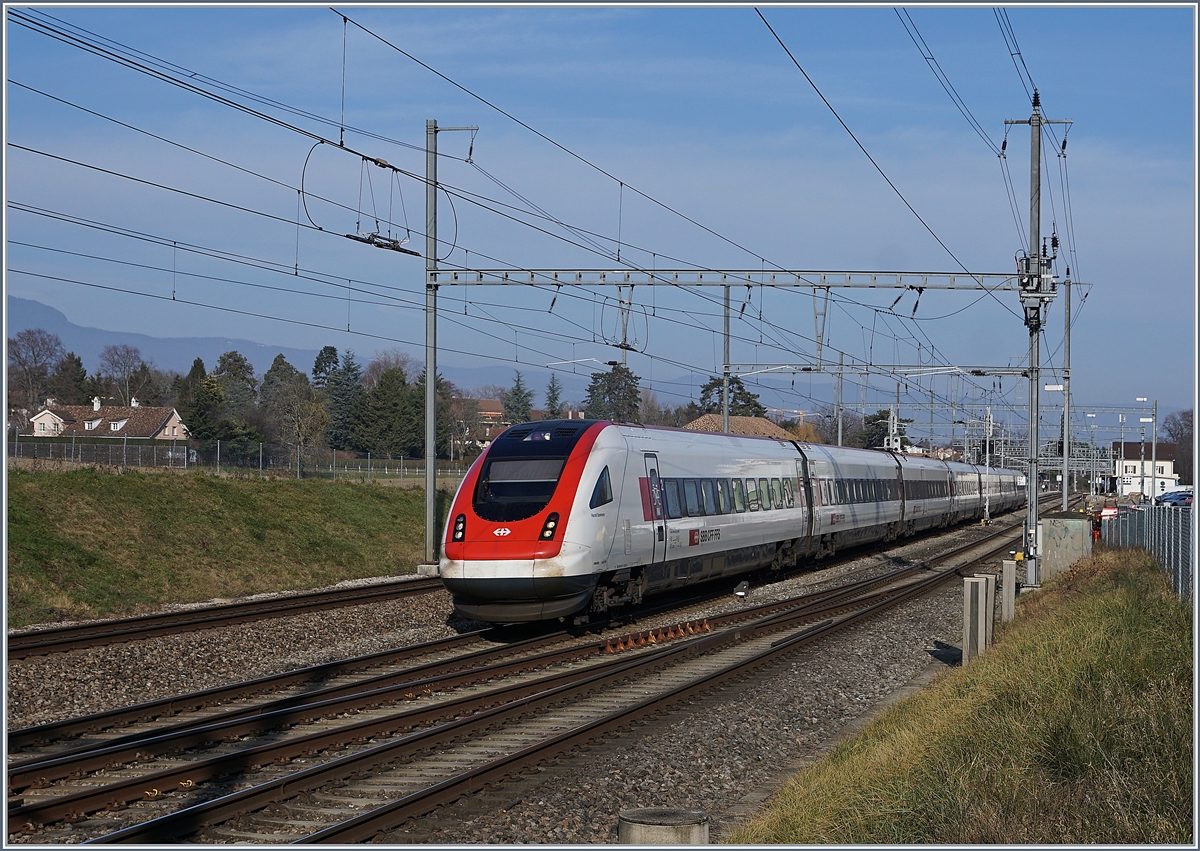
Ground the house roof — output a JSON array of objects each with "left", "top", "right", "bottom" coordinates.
[
  {"left": 683, "top": 414, "right": 795, "bottom": 440},
  {"left": 34, "top": 405, "right": 185, "bottom": 438},
  {"left": 1111, "top": 441, "right": 1177, "bottom": 462}
]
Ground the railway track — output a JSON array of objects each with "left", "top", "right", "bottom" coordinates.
[
  {"left": 7, "top": 511, "right": 1040, "bottom": 844},
  {"left": 6, "top": 577, "right": 446, "bottom": 660}
]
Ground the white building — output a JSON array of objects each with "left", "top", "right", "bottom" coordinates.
[{"left": 1111, "top": 441, "right": 1180, "bottom": 499}]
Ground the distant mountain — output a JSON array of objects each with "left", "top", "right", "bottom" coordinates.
[{"left": 7, "top": 297, "right": 321, "bottom": 377}]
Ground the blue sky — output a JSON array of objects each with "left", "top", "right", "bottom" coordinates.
[{"left": 4, "top": 4, "right": 1196, "bottom": 438}]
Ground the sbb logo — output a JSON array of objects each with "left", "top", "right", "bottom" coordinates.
[{"left": 493, "top": 528, "right": 512, "bottom": 537}]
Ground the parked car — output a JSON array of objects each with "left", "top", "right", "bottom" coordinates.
[{"left": 1155, "top": 490, "right": 1193, "bottom": 506}]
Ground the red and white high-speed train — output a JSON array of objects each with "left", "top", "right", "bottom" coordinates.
[{"left": 440, "top": 419, "right": 1024, "bottom": 623}]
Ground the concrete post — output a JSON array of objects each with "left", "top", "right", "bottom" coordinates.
[
  {"left": 1001, "top": 559, "right": 1017, "bottom": 622},
  {"left": 974, "top": 573, "right": 996, "bottom": 646},
  {"left": 619, "top": 808, "right": 709, "bottom": 844},
  {"left": 962, "top": 577, "right": 987, "bottom": 664}
]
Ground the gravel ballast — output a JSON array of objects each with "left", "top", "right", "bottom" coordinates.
[{"left": 6, "top": 517, "right": 1015, "bottom": 843}]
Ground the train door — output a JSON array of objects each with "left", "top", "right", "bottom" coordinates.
[{"left": 643, "top": 453, "right": 667, "bottom": 566}]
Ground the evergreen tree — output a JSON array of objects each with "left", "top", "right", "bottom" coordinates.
[
  {"left": 416, "top": 370, "right": 457, "bottom": 458},
  {"left": 544, "top": 374, "right": 564, "bottom": 419},
  {"left": 858, "top": 408, "right": 912, "bottom": 449},
  {"left": 583, "top": 364, "right": 640, "bottom": 422},
  {"left": 175, "top": 358, "right": 228, "bottom": 441},
  {"left": 502, "top": 371, "right": 534, "bottom": 424},
  {"left": 350, "top": 366, "right": 420, "bottom": 458},
  {"left": 697, "top": 375, "right": 767, "bottom": 417},
  {"left": 47, "top": 352, "right": 91, "bottom": 405},
  {"left": 324, "top": 350, "right": 365, "bottom": 450},
  {"left": 213, "top": 351, "right": 258, "bottom": 415},
  {"left": 311, "top": 346, "right": 339, "bottom": 389}
]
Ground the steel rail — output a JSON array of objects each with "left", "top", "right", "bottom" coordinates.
[
  {"left": 7, "top": 629, "right": 489, "bottom": 751},
  {"left": 11, "top": 510, "right": 1027, "bottom": 782},
  {"left": 7, "top": 577, "right": 445, "bottom": 660},
  {"left": 75, "top": 528, "right": 1021, "bottom": 843}
]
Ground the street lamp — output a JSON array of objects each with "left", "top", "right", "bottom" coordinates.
[{"left": 1136, "top": 396, "right": 1157, "bottom": 503}]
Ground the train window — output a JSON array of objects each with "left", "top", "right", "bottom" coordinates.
[
  {"left": 716, "top": 479, "right": 731, "bottom": 514},
  {"left": 473, "top": 457, "right": 567, "bottom": 522},
  {"left": 759, "top": 478, "right": 772, "bottom": 510},
  {"left": 589, "top": 466, "right": 614, "bottom": 509},
  {"left": 683, "top": 480, "right": 702, "bottom": 516},
  {"left": 782, "top": 478, "right": 794, "bottom": 508},
  {"left": 701, "top": 480, "right": 718, "bottom": 515},
  {"left": 663, "top": 480, "right": 683, "bottom": 519},
  {"left": 770, "top": 478, "right": 783, "bottom": 508},
  {"left": 745, "top": 478, "right": 760, "bottom": 511},
  {"left": 731, "top": 479, "right": 746, "bottom": 512}
]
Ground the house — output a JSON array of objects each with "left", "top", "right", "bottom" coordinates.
[
  {"left": 27, "top": 397, "right": 189, "bottom": 441},
  {"left": 1110, "top": 441, "right": 1180, "bottom": 498}
]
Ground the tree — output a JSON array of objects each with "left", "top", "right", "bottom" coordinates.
[
  {"left": 8, "top": 328, "right": 64, "bottom": 413},
  {"left": 350, "top": 366, "right": 420, "bottom": 458},
  {"left": 97, "top": 344, "right": 149, "bottom": 405},
  {"left": 502, "top": 371, "right": 535, "bottom": 424},
  {"left": 213, "top": 351, "right": 258, "bottom": 415},
  {"left": 46, "top": 352, "right": 91, "bottom": 406},
  {"left": 363, "top": 349, "right": 419, "bottom": 390},
  {"left": 583, "top": 364, "right": 640, "bottom": 422},
  {"left": 175, "top": 358, "right": 226, "bottom": 441},
  {"left": 544, "top": 374, "right": 564, "bottom": 419},
  {"left": 258, "top": 354, "right": 309, "bottom": 445},
  {"left": 311, "top": 346, "right": 339, "bottom": 389},
  {"left": 450, "top": 395, "right": 482, "bottom": 460},
  {"left": 639, "top": 388, "right": 698, "bottom": 427},
  {"left": 697, "top": 375, "right": 767, "bottom": 418},
  {"left": 807, "top": 404, "right": 864, "bottom": 446},
  {"left": 324, "top": 350, "right": 365, "bottom": 450},
  {"left": 858, "top": 408, "right": 912, "bottom": 449},
  {"left": 1163, "top": 409, "right": 1193, "bottom": 485}
]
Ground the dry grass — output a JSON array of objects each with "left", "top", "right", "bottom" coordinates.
[
  {"left": 6, "top": 467, "right": 443, "bottom": 627},
  {"left": 730, "top": 549, "right": 1193, "bottom": 845}
]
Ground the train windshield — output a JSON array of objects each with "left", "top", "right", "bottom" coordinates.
[{"left": 474, "top": 457, "right": 567, "bottom": 522}]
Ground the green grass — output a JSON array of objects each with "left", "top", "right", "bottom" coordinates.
[
  {"left": 6, "top": 467, "right": 443, "bottom": 627},
  {"left": 729, "top": 549, "right": 1193, "bottom": 845}
]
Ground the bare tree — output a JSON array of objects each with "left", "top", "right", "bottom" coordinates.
[
  {"left": 363, "top": 349, "right": 419, "bottom": 390},
  {"left": 1163, "top": 409, "right": 1193, "bottom": 485},
  {"left": 99, "top": 344, "right": 149, "bottom": 405},
  {"left": 7, "top": 328, "right": 64, "bottom": 417}
]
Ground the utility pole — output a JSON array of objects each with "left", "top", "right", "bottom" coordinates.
[
  {"left": 424, "top": 118, "right": 439, "bottom": 567},
  {"left": 1062, "top": 273, "right": 1071, "bottom": 510},
  {"left": 985, "top": 405, "right": 992, "bottom": 523},
  {"left": 1006, "top": 90, "right": 1070, "bottom": 578},
  {"left": 423, "top": 119, "right": 476, "bottom": 568},
  {"left": 836, "top": 351, "right": 844, "bottom": 446},
  {"left": 722, "top": 285, "right": 730, "bottom": 433}
]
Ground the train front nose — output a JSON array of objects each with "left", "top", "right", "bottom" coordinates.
[{"left": 441, "top": 540, "right": 595, "bottom": 623}]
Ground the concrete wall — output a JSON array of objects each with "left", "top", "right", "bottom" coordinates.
[{"left": 1038, "top": 514, "right": 1092, "bottom": 581}]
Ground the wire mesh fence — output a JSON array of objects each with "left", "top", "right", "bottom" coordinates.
[
  {"left": 7, "top": 438, "right": 471, "bottom": 490},
  {"left": 1102, "top": 505, "right": 1195, "bottom": 599}
]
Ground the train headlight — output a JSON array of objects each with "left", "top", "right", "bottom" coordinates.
[
  {"left": 540, "top": 512, "right": 560, "bottom": 540},
  {"left": 452, "top": 514, "right": 466, "bottom": 542}
]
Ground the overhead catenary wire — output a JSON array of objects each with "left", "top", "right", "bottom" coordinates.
[{"left": 10, "top": 7, "right": 1034, "bottom": 423}]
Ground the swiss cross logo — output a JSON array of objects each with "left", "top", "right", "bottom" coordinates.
[{"left": 493, "top": 528, "right": 512, "bottom": 537}]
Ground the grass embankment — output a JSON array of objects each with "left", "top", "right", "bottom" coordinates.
[
  {"left": 731, "top": 549, "right": 1193, "bottom": 845},
  {"left": 6, "top": 467, "right": 438, "bottom": 628}
]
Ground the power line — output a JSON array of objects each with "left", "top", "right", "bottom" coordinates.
[{"left": 755, "top": 9, "right": 1020, "bottom": 324}]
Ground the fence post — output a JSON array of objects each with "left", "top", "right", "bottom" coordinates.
[
  {"left": 259, "top": 443, "right": 263, "bottom": 478},
  {"left": 216, "top": 439, "right": 221, "bottom": 475}
]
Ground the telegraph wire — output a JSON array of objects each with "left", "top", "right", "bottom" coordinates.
[
  {"left": 756, "top": 8, "right": 1020, "bottom": 324},
  {"left": 334, "top": 8, "right": 783, "bottom": 271}
]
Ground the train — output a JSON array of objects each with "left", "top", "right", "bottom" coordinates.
[{"left": 439, "top": 419, "right": 1025, "bottom": 624}]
